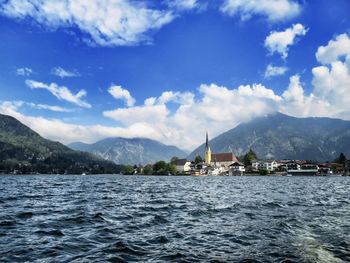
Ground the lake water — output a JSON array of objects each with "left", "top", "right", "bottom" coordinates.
[{"left": 0, "top": 175, "right": 349, "bottom": 262}]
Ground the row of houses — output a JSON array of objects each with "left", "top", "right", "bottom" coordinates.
[
  {"left": 175, "top": 153, "right": 246, "bottom": 176},
  {"left": 176, "top": 157, "right": 349, "bottom": 176},
  {"left": 175, "top": 133, "right": 350, "bottom": 176}
]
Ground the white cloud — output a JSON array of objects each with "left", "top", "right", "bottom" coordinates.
[
  {"left": 221, "top": 0, "right": 300, "bottom": 22},
  {"left": 166, "top": 0, "right": 198, "bottom": 10},
  {"left": 25, "top": 79, "right": 91, "bottom": 108},
  {"left": 264, "top": 64, "right": 288, "bottom": 78},
  {"left": 315, "top": 33, "right": 350, "bottom": 65},
  {"left": 103, "top": 104, "right": 169, "bottom": 125},
  {"left": 103, "top": 84, "right": 281, "bottom": 150},
  {"left": 108, "top": 85, "right": 135, "bottom": 107},
  {"left": 144, "top": 97, "right": 157, "bottom": 106},
  {"left": 52, "top": 67, "right": 79, "bottom": 78},
  {"left": 0, "top": 0, "right": 175, "bottom": 46},
  {"left": 0, "top": 100, "right": 72, "bottom": 113},
  {"left": 28, "top": 103, "right": 73, "bottom": 112},
  {"left": 144, "top": 90, "right": 194, "bottom": 106},
  {"left": 311, "top": 33, "right": 350, "bottom": 118},
  {"left": 265, "top": 23, "right": 308, "bottom": 59},
  {"left": 16, "top": 67, "right": 33, "bottom": 76}
]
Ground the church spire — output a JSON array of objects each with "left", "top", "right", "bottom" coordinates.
[
  {"left": 204, "top": 131, "right": 211, "bottom": 165},
  {"left": 206, "top": 131, "right": 209, "bottom": 148}
]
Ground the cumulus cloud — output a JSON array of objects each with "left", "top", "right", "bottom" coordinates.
[
  {"left": 108, "top": 85, "right": 135, "bottom": 107},
  {"left": 265, "top": 23, "right": 308, "bottom": 59},
  {"left": 279, "top": 34, "right": 350, "bottom": 118},
  {"left": 144, "top": 97, "right": 157, "bottom": 106},
  {"left": 25, "top": 79, "right": 91, "bottom": 108},
  {"left": 103, "top": 84, "right": 281, "bottom": 150},
  {"left": 311, "top": 33, "right": 350, "bottom": 118},
  {"left": 264, "top": 64, "right": 288, "bottom": 78},
  {"left": 0, "top": 0, "right": 175, "bottom": 47},
  {"left": 103, "top": 104, "right": 169, "bottom": 125},
  {"left": 16, "top": 67, "right": 33, "bottom": 76},
  {"left": 52, "top": 67, "right": 80, "bottom": 78},
  {"left": 221, "top": 0, "right": 300, "bottom": 22},
  {"left": 315, "top": 33, "right": 350, "bottom": 65}
]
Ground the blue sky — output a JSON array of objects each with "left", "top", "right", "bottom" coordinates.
[{"left": 0, "top": 0, "right": 350, "bottom": 151}]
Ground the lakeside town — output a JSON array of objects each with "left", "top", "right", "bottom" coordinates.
[{"left": 126, "top": 133, "right": 350, "bottom": 177}]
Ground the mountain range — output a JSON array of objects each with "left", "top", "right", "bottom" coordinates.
[
  {"left": 0, "top": 114, "right": 119, "bottom": 174},
  {"left": 68, "top": 138, "right": 187, "bottom": 165},
  {"left": 2, "top": 112, "right": 350, "bottom": 171},
  {"left": 189, "top": 112, "right": 350, "bottom": 161}
]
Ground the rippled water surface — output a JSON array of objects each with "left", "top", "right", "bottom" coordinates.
[{"left": 0, "top": 175, "right": 349, "bottom": 262}]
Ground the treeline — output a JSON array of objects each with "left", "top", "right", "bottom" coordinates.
[
  {"left": 0, "top": 153, "right": 124, "bottom": 175},
  {"left": 122, "top": 160, "right": 179, "bottom": 175}
]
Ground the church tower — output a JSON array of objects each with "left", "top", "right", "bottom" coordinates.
[{"left": 204, "top": 131, "right": 211, "bottom": 165}]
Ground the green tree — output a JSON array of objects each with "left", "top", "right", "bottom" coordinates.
[
  {"left": 194, "top": 155, "right": 203, "bottom": 164},
  {"left": 153, "top": 161, "right": 167, "bottom": 175},
  {"left": 334, "top": 152, "right": 347, "bottom": 164},
  {"left": 143, "top": 164, "right": 153, "bottom": 175},
  {"left": 259, "top": 169, "right": 269, "bottom": 175},
  {"left": 243, "top": 149, "right": 257, "bottom": 166},
  {"left": 122, "top": 165, "right": 134, "bottom": 175},
  {"left": 170, "top": 156, "right": 178, "bottom": 165},
  {"left": 167, "top": 163, "right": 177, "bottom": 175}
]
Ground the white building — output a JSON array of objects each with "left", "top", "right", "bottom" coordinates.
[
  {"left": 211, "top": 152, "right": 239, "bottom": 169},
  {"left": 175, "top": 159, "right": 191, "bottom": 173},
  {"left": 252, "top": 160, "right": 278, "bottom": 171},
  {"left": 228, "top": 162, "right": 245, "bottom": 176}
]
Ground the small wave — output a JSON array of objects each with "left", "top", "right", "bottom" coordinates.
[
  {"left": 104, "top": 241, "right": 147, "bottom": 256},
  {"left": 35, "top": 229, "right": 65, "bottom": 237},
  {"left": 152, "top": 214, "right": 169, "bottom": 224},
  {"left": 189, "top": 209, "right": 209, "bottom": 216},
  {"left": 159, "top": 252, "right": 186, "bottom": 261},
  {"left": 263, "top": 202, "right": 285, "bottom": 208},
  {"left": 16, "top": 211, "right": 33, "bottom": 220},
  {"left": 0, "top": 220, "right": 16, "bottom": 227},
  {"left": 148, "top": 235, "right": 170, "bottom": 244}
]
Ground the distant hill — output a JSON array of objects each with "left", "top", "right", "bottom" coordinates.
[
  {"left": 68, "top": 137, "right": 187, "bottom": 165},
  {"left": 0, "top": 114, "right": 119, "bottom": 174},
  {"left": 188, "top": 112, "right": 350, "bottom": 161}
]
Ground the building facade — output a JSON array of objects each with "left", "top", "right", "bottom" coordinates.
[
  {"left": 175, "top": 159, "right": 191, "bottom": 173},
  {"left": 252, "top": 160, "right": 278, "bottom": 171}
]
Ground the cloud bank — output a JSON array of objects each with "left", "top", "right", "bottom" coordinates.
[
  {"left": 0, "top": 0, "right": 175, "bottom": 46},
  {"left": 2, "top": 33, "right": 350, "bottom": 152}
]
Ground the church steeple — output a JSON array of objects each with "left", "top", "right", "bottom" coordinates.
[
  {"left": 206, "top": 131, "right": 209, "bottom": 148},
  {"left": 204, "top": 131, "right": 211, "bottom": 165}
]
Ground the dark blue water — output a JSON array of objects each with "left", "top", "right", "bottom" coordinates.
[{"left": 0, "top": 175, "right": 349, "bottom": 262}]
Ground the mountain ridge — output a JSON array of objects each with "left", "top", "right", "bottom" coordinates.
[
  {"left": 68, "top": 137, "right": 187, "bottom": 165},
  {"left": 0, "top": 114, "right": 120, "bottom": 174}
]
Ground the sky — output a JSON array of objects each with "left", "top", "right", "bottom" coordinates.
[{"left": 0, "top": 0, "right": 350, "bottom": 152}]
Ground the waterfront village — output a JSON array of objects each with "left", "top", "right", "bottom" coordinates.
[{"left": 171, "top": 132, "right": 350, "bottom": 176}]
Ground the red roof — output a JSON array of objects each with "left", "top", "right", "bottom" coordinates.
[{"left": 211, "top": 153, "right": 238, "bottom": 163}]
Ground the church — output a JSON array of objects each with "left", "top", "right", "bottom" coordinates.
[{"left": 204, "top": 132, "right": 239, "bottom": 170}]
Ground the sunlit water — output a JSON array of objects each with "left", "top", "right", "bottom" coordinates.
[{"left": 0, "top": 175, "right": 349, "bottom": 262}]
